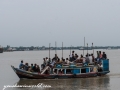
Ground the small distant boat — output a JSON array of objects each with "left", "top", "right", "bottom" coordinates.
[
  {"left": 107, "top": 47, "right": 111, "bottom": 50},
  {"left": 11, "top": 59, "right": 110, "bottom": 79},
  {"left": 0, "top": 46, "right": 3, "bottom": 53},
  {"left": 79, "top": 47, "right": 92, "bottom": 50},
  {"left": 79, "top": 47, "right": 84, "bottom": 50},
  {"left": 107, "top": 47, "right": 118, "bottom": 50}
]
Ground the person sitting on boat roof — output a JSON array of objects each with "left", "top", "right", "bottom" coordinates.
[
  {"left": 75, "top": 54, "right": 78, "bottom": 59},
  {"left": 59, "top": 57, "right": 63, "bottom": 63},
  {"left": 74, "top": 55, "right": 79, "bottom": 63},
  {"left": 66, "top": 58, "right": 70, "bottom": 64},
  {"left": 71, "top": 54, "right": 76, "bottom": 62},
  {"left": 49, "top": 58, "right": 56, "bottom": 68},
  {"left": 54, "top": 54, "right": 59, "bottom": 61},
  {"left": 82, "top": 56, "right": 86, "bottom": 64},
  {"left": 69, "top": 51, "right": 75, "bottom": 62},
  {"left": 99, "top": 51, "right": 102, "bottom": 59},
  {"left": 95, "top": 51, "right": 102, "bottom": 64},
  {"left": 97, "top": 51, "right": 102, "bottom": 64},
  {"left": 19, "top": 60, "right": 24, "bottom": 69},
  {"left": 89, "top": 54, "right": 93, "bottom": 64},
  {"left": 91, "top": 54, "right": 95, "bottom": 63},
  {"left": 62, "top": 59, "right": 66, "bottom": 64},
  {"left": 79, "top": 54, "right": 83, "bottom": 63},
  {"left": 85, "top": 54, "right": 90, "bottom": 64},
  {"left": 96, "top": 51, "right": 99, "bottom": 58},
  {"left": 102, "top": 52, "right": 107, "bottom": 59},
  {"left": 72, "top": 50, "right": 75, "bottom": 55},
  {"left": 46, "top": 57, "right": 49, "bottom": 65},
  {"left": 55, "top": 58, "right": 61, "bottom": 64},
  {"left": 69, "top": 54, "right": 72, "bottom": 62},
  {"left": 48, "top": 58, "right": 52, "bottom": 64}
]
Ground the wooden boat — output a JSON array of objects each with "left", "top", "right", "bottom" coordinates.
[
  {"left": 0, "top": 46, "right": 3, "bottom": 53},
  {"left": 11, "top": 59, "right": 110, "bottom": 79}
]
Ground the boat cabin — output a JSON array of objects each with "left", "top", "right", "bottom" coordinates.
[{"left": 41, "top": 59, "right": 109, "bottom": 75}]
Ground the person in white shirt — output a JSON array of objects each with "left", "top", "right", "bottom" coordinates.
[
  {"left": 98, "top": 63, "right": 103, "bottom": 72},
  {"left": 82, "top": 56, "right": 86, "bottom": 64},
  {"left": 66, "top": 58, "right": 70, "bottom": 64},
  {"left": 46, "top": 57, "right": 49, "bottom": 65},
  {"left": 50, "top": 59, "right": 56, "bottom": 68},
  {"left": 89, "top": 54, "right": 93, "bottom": 64}
]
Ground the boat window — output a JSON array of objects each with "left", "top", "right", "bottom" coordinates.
[
  {"left": 90, "top": 67, "right": 93, "bottom": 72},
  {"left": 53, "top": 69, "right": 57, "bottom": 74},
  {"left": 81, "top": 68, "right": 86, "bottom": 73},
  {"left": 58, "top": 69, "right": 62, "bottom": 74},
  {"left": 66, "top": 69, "right": 72, "bottom": 74},
  {"left": 63, "top": 69, "right": 66, "bottom": 74}
]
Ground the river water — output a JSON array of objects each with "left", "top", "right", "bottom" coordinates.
[{"left": 0, "top": 50, "right": 120, "bottom": 90}]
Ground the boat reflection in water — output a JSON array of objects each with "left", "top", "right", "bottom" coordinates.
[{"left": 13, "top": 76, "right": 110, "bottom": 90}]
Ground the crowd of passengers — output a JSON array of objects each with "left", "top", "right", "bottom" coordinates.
[
  {"left": 19, "top": 51, "right": 107, "bottom": 72},
  {"left": 19, "top": 61, "right": 40, "bottom": 72}
]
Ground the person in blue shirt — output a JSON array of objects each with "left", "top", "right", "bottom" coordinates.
[{"left": 19, "top": 60, "right": 24, "bottom": 69}]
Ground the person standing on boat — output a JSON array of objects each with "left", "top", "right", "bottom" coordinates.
[
  {"left": 69, "top": 55, "right": 72, "bottom": 62},
  {"left": 54, "top": 54, "right": 59, "bottom": 61},
  {"left": 48, "top": 58, "right": 52, "bottom": 64},
  {"left": 19, "top": 60, "right": 24, "bottom": 69},
  {"left": 89, "top": 54, "right": 93, "bottom": 64},
  {"left": 79, "top": 54, "right": 83, "bottom": 63},
  {"left": 71, "top": 54, "right": 76, "bottom": 62},
  {"left": 102, "top": 52, "right": 107, "bottom": 59},
  {"left": 85, "top": 54, "right": 90, "bottom": 64},
  {"left": 46, "top": 57, "right": 49, "bottom": 65},
  {"left": 50, "top": 58, "right": 56, "bottom": 68},
  {"left": 97, "top": 51, "right": 99, "bottom": 58},
  {"left": 41, "top": 58, "right": 46, "bottom": 70},
  {"left": 75, "top": 54, "right": 78, "bottom": 59},
  {"left": 99, "top": 51, "right": 102, "bottom": 59},
  {"left": 66, "top": 58, "right": 70, "bottom": 64},
  {"left": 91, "top": 54, "right": 95, "bottom": 63},
  {"left": 98, "top": 51, "right": 102, "bottom": 63},
  {"left": 72, "top": 51, "right": 75, "bottom": 55}
]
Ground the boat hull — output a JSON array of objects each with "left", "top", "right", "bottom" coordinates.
[{"left": 11, "top": 66, "right": 99, "bottom": 79}]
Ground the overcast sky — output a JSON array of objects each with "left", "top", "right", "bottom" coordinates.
[{"left": 0, "top": 0, "right": 120, "bottom": 47}]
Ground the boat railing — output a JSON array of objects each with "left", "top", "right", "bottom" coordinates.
[
  {"left": 41, "top": 66, "right": 50, "bottom": 74},
  {"left": 55, "top": 63, "right": 95, "bottom": 68}
]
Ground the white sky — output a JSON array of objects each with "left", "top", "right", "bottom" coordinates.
[{"left": 0, "top": 0, "right": 120, "bottom": 47}]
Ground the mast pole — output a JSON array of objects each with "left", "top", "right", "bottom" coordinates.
[
  {"left": 92, "top": 43, "right": 94, "bottom": 56},
  {"left": 55, "top": 41, "right": 56, "bottom": 54},
  {"left": 56, "top": 42, "right": 57, "bottom": 55},
  {"left": 49, "top": 43, "right": 50, "bottom": 59},
  {"left": 87, "top": 43, "right": 88, "bottom": 54},
  {"left": 62, "top": 42, "right": 63, "bottom": 58},
  {"left": 83, "top": 37, "right": 85, "bottom": 56}
]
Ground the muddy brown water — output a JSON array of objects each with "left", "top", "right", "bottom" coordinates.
[{"left": 0, "top": 50, "right": 120, "bottom": 90}]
